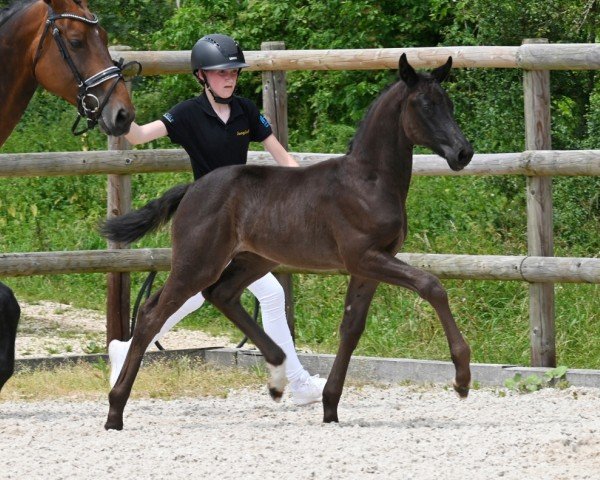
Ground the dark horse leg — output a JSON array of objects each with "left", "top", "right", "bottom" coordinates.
[
  {"left": 105, "top": 251, "right": 231, "bottom": 430},
  {"left": 323, "top": 276, "right": 379, "bottom": 423},
  {"left": 105, "top": 252, "right": 287, "bottom": 430},
  {"left": 348, "top": 252, "right": 471, "bottom": 402},
  {"left": 0, "top": 282, "right": 20, "bottom": 391},
  {"left": 203, "top": 253, "right": 287, "bottom": 399}
]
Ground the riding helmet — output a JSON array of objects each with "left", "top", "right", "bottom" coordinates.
[{"left": 191, "top": 34, "right": 249, "bottom": 74}]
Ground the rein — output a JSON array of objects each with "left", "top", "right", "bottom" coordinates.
[{"left": 32, "top": 6, "right": 141, "bottom": 135}]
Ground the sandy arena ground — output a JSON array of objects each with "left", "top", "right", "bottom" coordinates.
[
  {"left": 2, "top": 386, "right": 600, "bottom": 479},
  {"left": 3, "top": 302, "right": 600, "bottom": 479}
]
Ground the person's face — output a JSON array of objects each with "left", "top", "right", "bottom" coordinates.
[{"left": 201, "top": 69, "right": 239, "bottom": 98}]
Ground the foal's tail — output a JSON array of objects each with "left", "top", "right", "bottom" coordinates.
[
  {"left": 100, "top": 183, "right": 192, "bottom": 244},
  {"left": 0, "top": 282, "right": 20, "bottom": 392}
]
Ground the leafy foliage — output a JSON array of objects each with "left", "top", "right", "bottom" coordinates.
[{"left": 504, "top": 366, "right": 569, "bottom": 393}]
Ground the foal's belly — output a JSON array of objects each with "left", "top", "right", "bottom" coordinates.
[{"left": 242, "top": 227, "right": 345, "bottom": 271}]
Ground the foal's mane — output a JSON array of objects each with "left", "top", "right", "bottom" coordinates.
[
  {"left": 346, "top": 81, "right": 401, "bottom": 154},
  {"left": 0, "top": 0, "right": 37, "bottom": 30}
]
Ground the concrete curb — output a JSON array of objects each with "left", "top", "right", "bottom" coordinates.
[{"left": 13, "top": 347, "right": 600, "bottom": 389}]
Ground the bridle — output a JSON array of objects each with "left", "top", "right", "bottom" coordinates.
[{"left": 32, "top": 5, "right": 141, "bottom": 135}]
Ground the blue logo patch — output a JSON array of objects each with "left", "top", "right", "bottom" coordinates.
[
  {"left": 259, "top": 114, "right": 270, "bottom": 128},
  {"left": 163, "top": 112, "right": 175, "bottom": 124}
]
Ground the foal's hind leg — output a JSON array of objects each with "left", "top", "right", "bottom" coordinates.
[
  {"left": 350, "top": 252, "right": 471, "bottom": 398},
  {"left": 203, "top": 253, "right": 287, "bottom": 400},
  {"left": 105, "top": 264, "right": 227, "bottom": 430},
  {"left": 323, "top": 276, "right": 378, "bottom": 423},
  {"left": 105, "top": 287, "right": 165, "bottom": 430}
]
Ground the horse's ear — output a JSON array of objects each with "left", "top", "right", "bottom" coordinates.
[
  {"left": 431, "top": 56, "right": 453, "bottom": 83},
  {"left": 398, "top": 53, "right": 419, "bottom": 88}
]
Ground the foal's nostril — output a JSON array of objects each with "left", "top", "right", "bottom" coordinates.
[{"left": 458, "top": 145, "right": 474, "bottom": 165}]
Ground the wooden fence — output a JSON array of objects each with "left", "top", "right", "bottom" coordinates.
[{"left": 1, "top": 43, "right": 599, "bottom": 367}]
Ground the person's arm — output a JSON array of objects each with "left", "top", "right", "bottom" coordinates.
[
  {"left": 262, "top": 134, "right": 299, "bottom": 167},
  {"left": 124, "top": 120, "right": 168, "bottom": 145}
]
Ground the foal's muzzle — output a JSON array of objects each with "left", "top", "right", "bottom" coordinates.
[{"left": 444, "top": 143, "right": 474, "bottom": 171}]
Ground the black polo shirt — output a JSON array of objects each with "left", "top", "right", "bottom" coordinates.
[{"left": 160, "top": 93, "right": 273, "bottom": 179}]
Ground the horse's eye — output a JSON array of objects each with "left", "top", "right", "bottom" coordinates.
[
  {"left": 421, "top": 99, "right": 432, "bottom": 111},
  {"left": 69, "top": 39, "right": 83, "bottom": 49}
]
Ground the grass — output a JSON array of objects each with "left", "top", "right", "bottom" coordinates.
[{"left": 0, "top": 358, "right": 269, "bottom": 402}]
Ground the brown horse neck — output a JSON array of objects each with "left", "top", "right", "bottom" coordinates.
[{"left": 0, "top": 1, "right": 44, "bottom": 148}]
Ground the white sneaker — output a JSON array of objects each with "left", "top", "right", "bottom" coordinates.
[
  {"left": 108, "top": 339, "right": 131, "bottom": 388},
  {"left": 290, "top": 374, "right": 327, "bottom": 406}
]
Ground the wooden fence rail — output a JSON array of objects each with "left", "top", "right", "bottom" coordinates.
[
  {"left": 0, "top": 250, "right": 598, "bottom": 284},
  {"left": 1, "top": 149, "right": 599, "bottom": 178},
  {"left": 109, "top": 43, "right": 600, "bottom": 74}
]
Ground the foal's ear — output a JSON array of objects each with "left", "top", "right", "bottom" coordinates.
[
  {"left": 398, "top": 53, "right": 419, "bottom": 88},
  {"left": 431, "top": 56, "right": 453, "bottom": 83}
]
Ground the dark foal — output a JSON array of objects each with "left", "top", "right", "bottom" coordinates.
[
  {"left": 0, "top": 282, "right": 20, "bottom": 391},
  {"left": 0, "top": 0, "right": 135, "bottom": 147},
  {"left": 101, "top": 54, "right": 474, "bottom": 430}
]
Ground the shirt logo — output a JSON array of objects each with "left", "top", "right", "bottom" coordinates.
[
  {"left": 259, "top": 114, "right": 270, "bottom": 128},
  {"left": 163, "top": 112, "right": 175, "bottom": 124},
  {"left": 237, "top": 129, "right": 250, "bottom": 136}
]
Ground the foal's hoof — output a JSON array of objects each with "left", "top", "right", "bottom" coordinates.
[
  {"left": 104, "top": 421, "right": 123, "bottom": 431},
  {"left": 268, "top": 386, "right": 284, "bottom": 402},
  {"left": 323, "top": 413, "right": 339, "bottom": 423},
  {"left": 104, "top": 416, "right": 124, "bottom": 431},
  {"left": 266, "top": 363, "right": 287, "bottom": 402},
  {"left": 453, "top": 381, "right": 470, "bottom": 399}
]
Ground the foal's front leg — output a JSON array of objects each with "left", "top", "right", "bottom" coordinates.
[
  {"left": 323, "top": 276, "right": 378, "bottom": 423},
  {"left": 352, "top": 251, "right": 471, "bottom": 397}
]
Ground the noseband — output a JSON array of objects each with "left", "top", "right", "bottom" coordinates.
[{"left": 32, "top": 6, "right": 141, "bottom": 135}]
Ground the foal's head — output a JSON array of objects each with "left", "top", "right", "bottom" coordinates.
[
  {"left": 30, "top": 0, "right": 135, "bottom": 135},
  {"left": 399, "top": 54, "right": 473, "bottom": 171}
]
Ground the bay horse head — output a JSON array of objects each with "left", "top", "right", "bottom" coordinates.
[
  {"left": 398, "top": 53, "right": 473, "bottom": 171},
  {"left": 32, "top": 0, "right": 136, "bottom": 136},
  {"left": 1, "top": 0, "right": 136, "bottom": 140}
]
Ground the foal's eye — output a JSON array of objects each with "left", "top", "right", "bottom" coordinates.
[{"left": 420, "top": 99, "right": 433, "bottom": 111}]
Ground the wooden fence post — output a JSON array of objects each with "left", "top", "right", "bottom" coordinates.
[
  {"left": 523, "top": 38, "right": 556, "bottom": 367},
  {"left": 106, "top": 46, "right": 133, "bottom": 346},
  {"left": 261, "top": 40, "right": 295, "bottom": 339}
]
